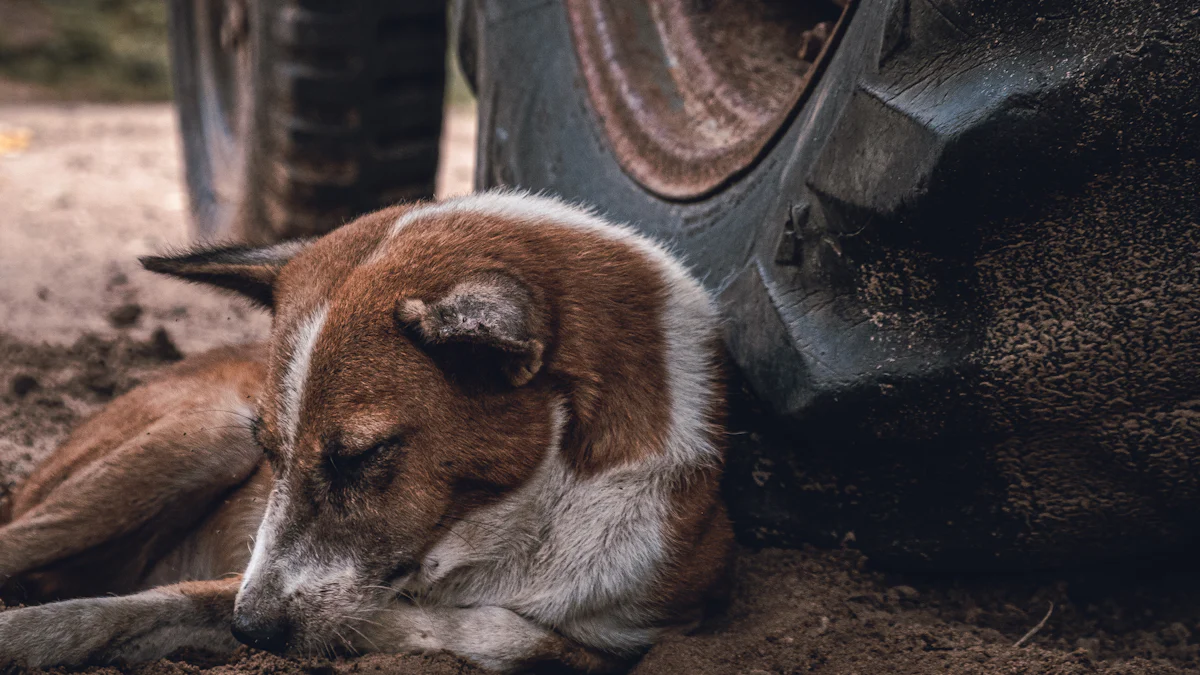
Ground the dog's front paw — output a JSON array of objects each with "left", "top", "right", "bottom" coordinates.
[
  {"left": 0, "top": 604, "right": 59, "bottom": 669},
  {"left": 0, "top": 600, "right": 118, "bottom": 669},
  {"left": 0, "top": 605, "right": 30, "bottom": 669},
  {"left": 361, "top": 601, "right": 445, "bottom": 655}
]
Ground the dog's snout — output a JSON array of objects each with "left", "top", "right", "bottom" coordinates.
[{"left": 231, "top": 611, "right": 292, "bottom": 653}]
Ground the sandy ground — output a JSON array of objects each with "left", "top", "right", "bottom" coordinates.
[{"left": 2, "top": 104, "right": 1200, "bottom": 674}]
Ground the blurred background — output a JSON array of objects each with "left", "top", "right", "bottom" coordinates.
[
  {"left": 0, "top": 0, "right": 476, "bottom": 354},
  {"left": 0, "top": 0, "right": 170, "bottom": 101},
  {"left": 0, "top": 0, "right": 475, "bottom": 106}
]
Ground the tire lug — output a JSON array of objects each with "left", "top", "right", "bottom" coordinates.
[
  {"left": 220, "top": 0, "right": 249, "bottom": 50},
  {"left": 798, "top": 22, "right": 833, "bottom": 63},
  {"left": 775, "top": 204, "right": 810, "bottom": 266}
]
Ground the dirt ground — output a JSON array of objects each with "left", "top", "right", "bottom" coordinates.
[{"left": 3, "top": 104, "right": 1200, "bottom": 674}]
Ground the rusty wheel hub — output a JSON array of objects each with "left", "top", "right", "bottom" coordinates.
[{"left": 565, "top": 0, "right": 854, "bottom": 200}]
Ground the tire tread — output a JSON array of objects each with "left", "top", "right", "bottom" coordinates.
[{"left": 266, "top": 0, "right": 446, "bottom": 238}]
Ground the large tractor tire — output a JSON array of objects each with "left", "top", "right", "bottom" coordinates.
[
  {"left": 169, "top": 0, "right": 446, "bottom": 243},
  {"left": 460, "top": 0, "right": 1200, "bottom": 570}
]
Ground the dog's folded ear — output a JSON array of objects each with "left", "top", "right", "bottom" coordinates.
[
  {"left": 139, "top": 240, "right": 312, "bottom": 310},
  {"left": 398, "top": 274, "right": 546, "bottom": 387}
]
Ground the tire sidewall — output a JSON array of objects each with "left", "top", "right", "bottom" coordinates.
[{"left": 169, "top": 0, "right": 272, "bottom": 243}]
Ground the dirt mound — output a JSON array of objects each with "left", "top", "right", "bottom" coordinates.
[{"left": 4, "top": 333, "right": 1200, "bottom": 675}]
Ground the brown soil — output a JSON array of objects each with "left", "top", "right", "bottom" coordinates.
[{"left": 3, "top": 105, "right": 1200, "bottom": 674}]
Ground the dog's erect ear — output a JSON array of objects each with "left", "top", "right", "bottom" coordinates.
[
  {"left": 398, "top": 274, "right": 545, "bottom": 387},
  {"left": 139, "top": 240, "right": 312, "bottom": 310}
]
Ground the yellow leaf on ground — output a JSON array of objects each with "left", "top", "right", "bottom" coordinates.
[{"left": 0, "top": 128, "right": 33, "bottom": 156}]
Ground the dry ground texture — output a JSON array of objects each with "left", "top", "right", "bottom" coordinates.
[{"left": 3, "top": 105, "right": 1200, "bottom": 675}]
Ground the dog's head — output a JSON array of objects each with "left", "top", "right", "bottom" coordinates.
[{"left": 142, "top": 202, "right": 579, "bottom": 653}]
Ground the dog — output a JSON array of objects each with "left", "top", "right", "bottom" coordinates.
[{"left": 0, "top": 191, "right": 733, "bottom": 672}]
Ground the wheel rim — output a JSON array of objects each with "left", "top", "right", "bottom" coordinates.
[
  {"left": 206, "top": 0, "right": 247, "bottom": 137},
  {"left": 193, "top": 0, "right": 253, "bottom": 229},
  {"left": 565, "top": 0, "right": 855, "bottom": 200}
]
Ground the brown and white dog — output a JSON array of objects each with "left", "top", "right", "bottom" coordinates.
[{"left": 0, "top": 191, "right": 732, "bottom": 672}]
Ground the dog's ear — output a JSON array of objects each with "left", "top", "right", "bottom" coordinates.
[
  {"left": 140, "top": 240, "right": 312, "bottom": 310},
  {"left": 397, "top": 274, "right": 545, "bottom": 387}
]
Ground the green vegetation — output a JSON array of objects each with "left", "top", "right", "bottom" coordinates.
[
  {"left": 0, "top": 0, "right": 170, "bottom": 101},
  {"left": 0, "top": 0, "right": 473, "bottom": 106}
]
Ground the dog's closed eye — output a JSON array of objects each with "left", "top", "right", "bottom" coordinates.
[{"left": 324, "top": 436, "right": 406, "bottom": 486}]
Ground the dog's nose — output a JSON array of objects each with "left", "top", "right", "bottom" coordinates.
[{"left": 231, "top": 612, "right": 292, "bottom": 653}]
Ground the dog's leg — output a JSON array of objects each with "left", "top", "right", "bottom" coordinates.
[
  {"left": 0, "top": 404, "right": 261, "bottom": 590},
  {"left": 0, "top": 576, "right": 240, "bottom": 669},
  {"left": 360, "top": 604, "right": 629, "bottom": 673}
]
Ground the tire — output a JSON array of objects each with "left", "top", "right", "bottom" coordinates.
[
  {"left": 463, "top": 0, "right": 1200, "bottom": 569},
  {"left": 169, "top": 0, "right": 446, "bottom": 243}
]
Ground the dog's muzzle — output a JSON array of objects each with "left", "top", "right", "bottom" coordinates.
[{"left": 231, "top": 610, "right": 292, "bottom": 653}]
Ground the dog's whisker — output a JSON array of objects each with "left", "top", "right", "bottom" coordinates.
[
  {"left": 332, "top": 627, "right": 358, "bottom": 656},
  {"left": 182, "top": 408, "right": 258, "bottom": 423},
  {"left": 340, "top": 620, "right": 378, "bottom": 651},
  {"left": 438, "top": 513, "right": 507, "bottom": 539},
  {"left": 134, "top": 424, "right": 251, "bottom": 442},
  {"left": 343, "top": 614, "right": 384, "bottom": 628},
  {"left": 433, "top": 517, "right": 488, "bottom": 555},
  {"left": 195, "top": 424, "right": 258, "bottom": 433}
]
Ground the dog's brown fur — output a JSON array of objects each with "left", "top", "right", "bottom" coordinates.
[{"left": 0, "top": 192, "right": 732, "bottom": 672}]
